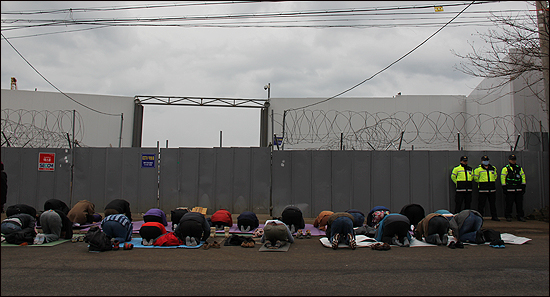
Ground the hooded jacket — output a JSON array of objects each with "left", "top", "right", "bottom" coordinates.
[
  {"left": 374, "top": 213, "right": 411, "bottom": 242},
  {"left": 210, "top": 209, "right": 232, "bottom": 226},
  {"left": 143, "top": 208, "right": 168, "bottom": 226},
  {"left": 313, "top": 211, "right": 334, "bottom": 231},
  {"left": 67, "top": 200, "right": 96, "bottom": 224}
]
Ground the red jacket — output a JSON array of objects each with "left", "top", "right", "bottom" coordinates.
[
  {"left": 210, "top": 209, "right": 232, "bottom": 225},
  {"left": 154, "top": 232, "right": 183, "bottom": 246},
  {"left": 141, "top": 221, "right": 167, "bottom": 234}
]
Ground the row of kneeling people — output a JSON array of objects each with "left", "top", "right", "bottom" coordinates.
[{"left": 1, "top": 200, "right": 500, "bottom": 250}]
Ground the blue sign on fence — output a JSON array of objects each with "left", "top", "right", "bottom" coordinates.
[
  {"left": 141, "top": 154, "right": 156, "bottom": 168},
  {"left": 274, "top": 136, "right": 283, "bottom": 146}
]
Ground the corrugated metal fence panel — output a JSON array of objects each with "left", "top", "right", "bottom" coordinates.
[
  {"left": 332, "top": 151, "right": 353, "bottom": 213},
  {"left": 179, "top": 148, "right": 201, "bottom": 210},
  {"left": 159, "top": 148, "right": 180, "bottom": 211},
  {"left": 351, "top": 151, "right": 371, "bottom": 213},
  {"left": 311, "top": 151, "right": 332, "bottom": 217},
  {"left": 429, "top": 151, "right": 451, "bottom": 213},
  {"left": 271, "top": 151, "right": 292, "bottom": 216},
  {"left": 250, "top": 147, "right": 271, "bottom": 214},
  {"left": 215, "top": 148, "right": 233, "bottom": 211},
  {"left": 391, "top": 151, "right": 410, "bottom": 212},
  {"left": 198, "top": 148, "right": 215, "bottom": 214},
  {"left": 3, "top": 147, "right": 547, "bottom": 217},
  {"left": 74, "top": 148, "right": 105, "bottom": 209},
  {"left": 409, "top": 151, "right": 431, "bottom": 211},
  {"left": 371, "top": 151, "right": 391, "bottom": 210},
  {"left": 233, "top": 148, "right": 251, "bottom": 214},
  {"left": 291, "top": 151, "right": 312, "bottom": 217},
  {"left": 522, "top": 151, "right": 546, "bottom": 215},
  {"left": 72, "top": 147, "right": 158, "bottom": 213},
  {"left": 543, "top": 151, "right": 550, "bottom": 209},
  {"left": 0, "top": 147, "right": 72, "bottom": 211},
  {"left": 135, "top": 148, "right": 159, "bottom": 213}
]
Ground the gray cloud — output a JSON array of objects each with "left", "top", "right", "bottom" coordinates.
[{"left": 1, "top": 1, "right": 532, "bottom": 147}]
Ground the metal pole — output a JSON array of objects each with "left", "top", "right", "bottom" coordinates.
[
  {"left": 540, "top": 121, "right": 544, "bottom": 151},
  {"left": 70, "top": 110, "right": 76, "bottom": 208},
  {"left": 72, "top": 110, "right": 75, "bottom": 149},
  {"left": 398, "top": 131, "right": 404, "bottom": 150},
  {"left": 282, "top": 110, "right": 287, "bottom": 150},
  {"left": 220, "top": 131, "right": 223, "bottom": 147},
  {"left": 340, "top": 133, "right": 343, "bottom": 150},
  {"left": 166, "top": 140, "right": 168, "bottom": 148},
  {"left": 457, "top": 132, "right": 461, "bottom": 151},
  {"left": 271, "top": 109, "right": 274, "bottom": 148},
  {"left": 513, "top": 134, "right": 521, "bottom": 151},
  {"left": 118, "top": 113, "right": 124, "bottom": 148}
]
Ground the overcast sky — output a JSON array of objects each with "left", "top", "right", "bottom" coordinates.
[{"left": 1, "top": 1, "right": 536, "bottom": 148}]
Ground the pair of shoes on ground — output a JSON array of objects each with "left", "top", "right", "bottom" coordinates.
[
  {"left": 267, "top": 240, "right": 283, "bottom": 249},
  {"left": 331, "top": 233, "right": 340, "bottom": 250},
  {"left": 297, "top": 229, "right": 311, "bottom": 239},
  {"left": 491, "top": 217, "right": 501, "bottom": 221},
  {"left": 141, "top": 238, "right": 154, "bottom": 246},
  {"left": 203, "top": 240, "right": 221, "bottom": 249},
  {"left": 185, "top": 236, "right": 198, "bottom": 246},
  {"left": 239, "top": 225, "right": 251, "bottom": 233},
  {"left": 241, "top": 239, "right": 255, "bottom": 248},
  {"left": 371, "top": 242, "right": 391, "bottom": 250},
  {"left": 448, "top": 241, "right": 464, "bottom": 249},
  {"left": 391, "top": 237, "right": 410, "bottom": 247},
  {"left": 348, "top": 233, "right": 356, "bottom": 250},
  {"left": 33, "top": 234, "right": 46, "bottom": 245},
  {"left": 252, "top": 228, "right": 264, "bottom": 238},
  {"left": 489, "top": 239, "right": 505, "bottom": 248},
  {"left": 71, "top": 235, "right": 85, "bottom": 243}
]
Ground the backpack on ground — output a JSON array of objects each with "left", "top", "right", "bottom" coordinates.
[{"left": 84, "top": 226, "right": 112, "bottom": 252}]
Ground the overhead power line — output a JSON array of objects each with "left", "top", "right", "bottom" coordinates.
[
  {"left": 1, "top": 32, "right": 121, "bottom": 117},
  {"left": 285, "top": 1, "right": 476, "bottom": 112}
]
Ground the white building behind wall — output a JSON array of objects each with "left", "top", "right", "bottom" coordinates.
[
  {"left": 268, "top": 73, "right": 547, "bottom": 151},
  {"left": 1, "top": 89, "right": 135, "bottom": 148}
]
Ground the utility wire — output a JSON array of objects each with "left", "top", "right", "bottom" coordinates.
[
  {"left": 286, "top": 1, "right": 476, "bottom": 112},
  {"left": 0, "top": 1, "right": 261, "bottom": 15},
  {"left": 1, "top": 32, "right": 120, "bottom": 116}
]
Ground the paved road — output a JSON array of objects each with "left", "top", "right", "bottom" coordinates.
[{"left": 1, "top": 217, "right": 548, "bottom": 296}]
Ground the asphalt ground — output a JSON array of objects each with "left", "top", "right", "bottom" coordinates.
[{"left": 1, "top": 214, "right": 548, "bottom": 296}]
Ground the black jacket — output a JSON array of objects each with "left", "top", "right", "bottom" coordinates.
[
  {"left": 104, "top": 199, "right": 132, "bottom": 221},
  {"left": 6, "top": 204, "right": 38, "bottom": 219},
  {"left": 175, "top": 212, "right": 210, "bottom": 242},
  {"left": 3, "top": 213, "right": 36, "bottom": 229},
  {"left": 44, "top": 199, "right": 70, "bottom": 215}
]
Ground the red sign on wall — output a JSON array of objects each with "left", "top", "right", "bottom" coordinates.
[{"left": 38, "top": 152, "right": 55, "bottom": 171}]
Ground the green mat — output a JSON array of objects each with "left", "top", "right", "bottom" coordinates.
[{"left": 1, "top": 238, "right": 72, "bottom": 247}]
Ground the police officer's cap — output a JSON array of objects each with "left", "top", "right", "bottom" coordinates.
[
  {"left": 460, "top": 156, "right": 468, "bottom": 161},
  {"left": 481, "top": 155, "right": 489, "bottom": 161},
  {"left": 508, "top": 154, "right": 517, "bottom": 160}
]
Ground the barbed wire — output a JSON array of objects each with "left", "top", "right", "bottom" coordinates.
[
  {"left": 276, "top": 110, "right": 546, "bottom": 150},
  {"left": 1, "top": 109, "right": 84, "bottom": 148}
]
